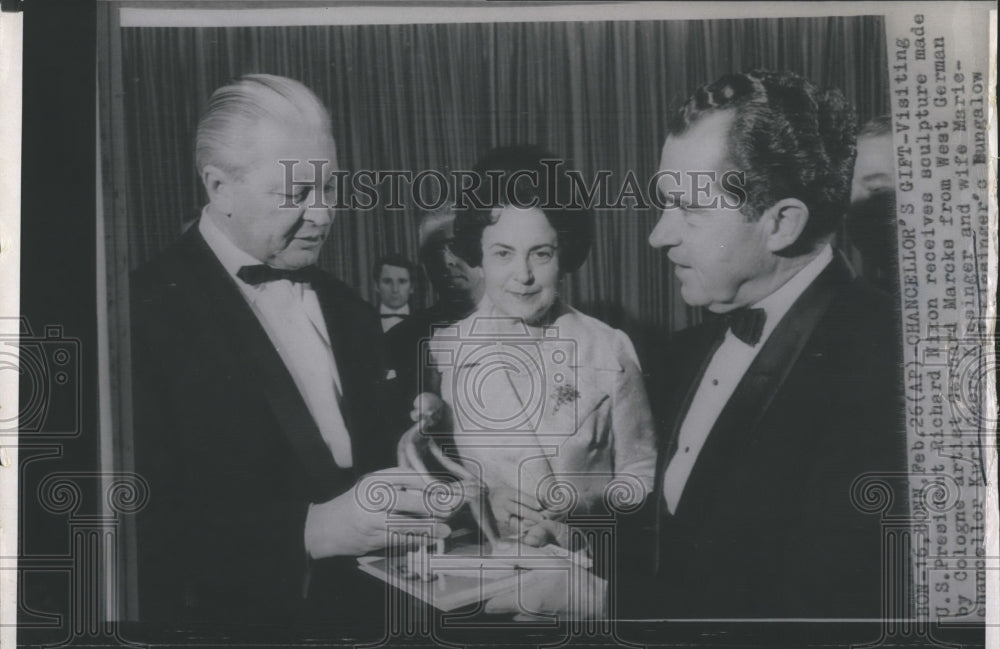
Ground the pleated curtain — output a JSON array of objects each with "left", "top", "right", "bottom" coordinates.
[{"left": 119, "top": 17, "right": 888, "bottom": 350}]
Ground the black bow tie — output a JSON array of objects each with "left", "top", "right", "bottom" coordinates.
[
  {"left": 721, "top": 307, "right": 767, "bottom": 346},
  {"left": 381, "top": 313, "right": 410, "bottom": 319},
  {"left": 236, "top": 264, "right": 317, "bottom": 285}
]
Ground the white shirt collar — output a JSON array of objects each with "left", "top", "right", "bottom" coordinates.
[{"left": 752, "top": 243, "right": 834, "bottom": 343}]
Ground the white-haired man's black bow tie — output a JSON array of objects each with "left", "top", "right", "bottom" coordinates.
[{"left": 237, "top": 265, "right": 317, "bottom": 285}]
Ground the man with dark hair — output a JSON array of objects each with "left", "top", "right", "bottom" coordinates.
[
  {"left": 372, "top": 253, "right": 415, "bottom": 332},
  {"left": 638, "top": 70, "right": 906, "bottom": 618}
]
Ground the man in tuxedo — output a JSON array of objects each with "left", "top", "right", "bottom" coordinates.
[
  {"left": 637, "top": 70, "right": 906, "bottom": 618},
  {"left": 373, "top": 254, "right": 415, "bottom": 332},
  {"left": 130, "top": 74, "right": 449, "bottom": 626}
]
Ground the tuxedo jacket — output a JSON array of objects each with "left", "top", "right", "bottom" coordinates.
[
  {"left": 624, "top": 254, "right": 906, "bottom": 619},
  {"left": 130, "top": 225, "right": 402, "bottom": 625}
]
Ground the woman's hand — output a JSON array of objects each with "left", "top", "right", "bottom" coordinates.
[
  {"left": 489, "top": 486, "right": 548, "bottom": 537},
  {"left": 520, "top": 518, "right": 571, "bottom": 548}
]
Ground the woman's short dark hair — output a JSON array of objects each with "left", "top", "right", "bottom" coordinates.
[{"left": 452, "top": 145, "right": 594, "bottom": 274}]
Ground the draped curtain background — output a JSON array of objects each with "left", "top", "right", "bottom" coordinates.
[{"left": 119, "top": 17, "right": 887, "bottom": 351}]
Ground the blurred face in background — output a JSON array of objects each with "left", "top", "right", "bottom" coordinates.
[
  {"left": 376, "top": 264, "right": 413, "bottom": 309},
  {"left": 851, "top": 133, "right": 894, "bottom": 203},
  {"left": 443, "top": 242, "right": 481, "bottom": 299},
  {"left": 481, "top": 205, "right": 560, "bottom": 325},
  {"left": 422, "top": 217, "right": 483, "bottom": 304}
]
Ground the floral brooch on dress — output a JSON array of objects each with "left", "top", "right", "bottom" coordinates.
[{"left": 551, "top": 384, "right": 581, "bottom": 413}]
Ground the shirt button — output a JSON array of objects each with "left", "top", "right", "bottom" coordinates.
[
  {"left": 712, "top": 379, "right": 719, "bottom": 386},
  {"left": 684, "top": 446, "right": 690, "bottom": 453}
]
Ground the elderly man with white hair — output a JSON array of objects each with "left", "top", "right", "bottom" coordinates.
[{"left": 131, "top": 74, "right": 450, "bottom": 625}]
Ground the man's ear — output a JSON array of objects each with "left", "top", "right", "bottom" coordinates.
[
  {"left": 202, "top": 165, "right": 235, "bottom": 216},
  {"left": 762, "top": 198, "right": 809, "bottom": 253}
]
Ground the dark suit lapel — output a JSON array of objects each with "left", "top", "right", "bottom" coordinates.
[
  {"left": 673, "top": 255, "right": 854, "bottom": 519},
  {"left": 176, "top": 228, "right": 345, "bottom": 499}
]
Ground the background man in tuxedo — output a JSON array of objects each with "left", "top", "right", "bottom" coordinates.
[
  {"left": 638, "top": 70, "right": 905, "bottom": 618},
  {"left": 373, "top": 254, "right": 415, "bottom": 332},
  {"left": 130, "top": 74, "right": 449, "bottom": 625}
]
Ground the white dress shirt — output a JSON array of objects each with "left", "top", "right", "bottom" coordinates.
[
  {"left": 662, "top": 245, "right": 834, "bottom": 514},
  {"left": 199, "top": 213, "right": 353, "bottom": 468},
  {"left": 379, "top": 304, "right": 410, "bottom": 332}
]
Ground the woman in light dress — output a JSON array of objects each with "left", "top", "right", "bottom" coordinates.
[{"left": 404, "top": 146, "right": 655, "bottom": 548}]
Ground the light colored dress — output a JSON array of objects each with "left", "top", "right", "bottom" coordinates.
[{"left": 427, "top": 299, "right": 656, "bottom": 520}]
